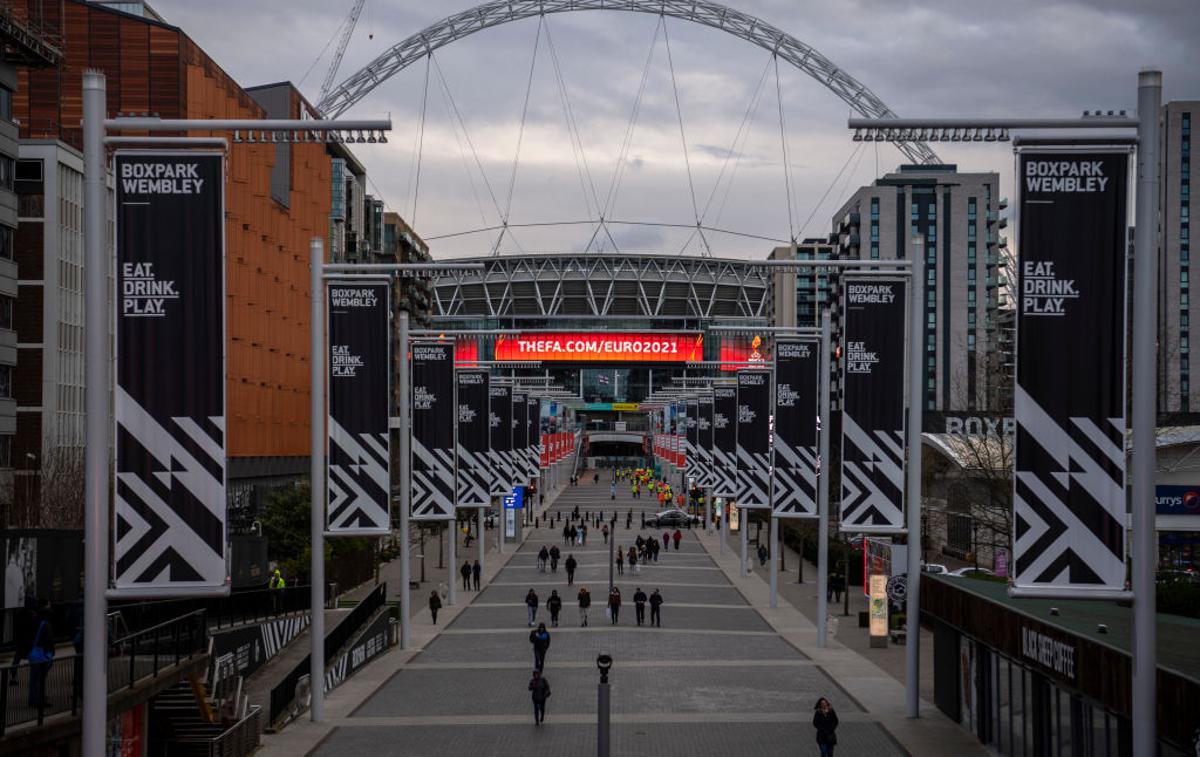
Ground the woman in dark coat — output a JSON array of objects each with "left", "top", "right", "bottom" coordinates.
[
  {"left": 429, "top": 591, "right": 442, "bottom": 624},
  {"left": 812, "top": 697, "right": 839, "bottom": 756}
]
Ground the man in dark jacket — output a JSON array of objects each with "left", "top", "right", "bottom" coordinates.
[
  {"left": 8, "top": 597, "right": 35, "bottom": 684},
  {"left": 529, "top": 669, "right": 550, "bottom": 724},
  {"left": 529, "top": 623, "right": 551, "bottom": 671},
  {"left": 564, "top": 554, "right": 577, "bottom": 585},
  {"left": 649, "top": 589, "right": 664, "bottom": 627},
  {"left": 548, "top": 545, "right": 561, "bottom": 572},
  {"left": 525, "top": 589, "right": 539, "bottom": 626},
  {"left": 633, "top": 588, "right": 648, "bottom": 626},
  {"left": 546, "top": 591, "right": 563, "bottom": 627},
  {"left": 472, "top": 560, "right": 482, "bottom": 590},
  {"left": 460, "top": 560, "right": 472, "bottom": 591},
  {"left": 537, "top": 546, "right": 549, "bottom": 573}
]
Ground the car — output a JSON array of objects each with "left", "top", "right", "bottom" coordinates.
[
  {"left": 921, "top": 563, "right": 949, "bottom": 575},
  {"left": 646, "top": 509, "right": 700, "bottom": 528},
  {"left": 947, "top": 567, "right": 995, "bottom": 577},
  {"left": 1157, "top": 569, "right": 1200, "bottom": 585}
]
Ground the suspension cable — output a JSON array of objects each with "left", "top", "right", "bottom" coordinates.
[
  {"left": 431, "top": 53, "right": 489, "bottom": 228},
  {"left": 407, "top": 54, "right": 431, "bottom": 226},
  {"left": 544, "top": 17, "right": 602, "bottom": 220},
  {"left": 774, "top": 54, "right": 796, "bottom": 243},
  {"left": 497, "top": 15, "right": 544, "bottom": 254},
  {"left": 661, "top": 18, "right": 708, "bottom": 256},
  {"left": 795, "top": 141, "right": 863, "bottom": 241},
  {"left": 594, "top": 15, "right": 663, "bottom": 251}
]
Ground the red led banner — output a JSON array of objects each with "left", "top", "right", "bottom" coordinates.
[
  {"left": 494, "top": 332, "right": 703, "bottom": 363},
  {"left": 720, "top": 334, "right": 768, "bottom": 371}
]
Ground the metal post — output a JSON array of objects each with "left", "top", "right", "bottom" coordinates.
[
  {"left": 816, "top": 310, "right": 831, "bottom": 647},
  {"left": 608, "top": 521, "right": 615, "bottom": 595},
  {"left": 719, "top": 498, "right": 726, "bottom": 554},
  {"left": 905, "top": 236, "right": 925, "bottom": 719},
  {"left": 477, "top": 507, "right": 485, "bottom": 575},
  {"left": 308, "top": 238, "right": 326, "bottom": 722},
  {"left": 597, "top": 664, "right": 611, "bottom": 757},
  {"left": 399, "top": 311, "right": 412, "bottom": 649},
  {"left": 769, "top": 516, "right": 779, "bottom": 608},
  {"left": 448, "top": 519, "right": 457, "bottom": 606},
  {"left": 740, "top": 507, "right": 748, "bottom": 576},
  {"left": 82, "top": 70, "right": 109, "bottom": 757},
  {"left": 1131, "top": 68, "right": 1161, "bottom": 756}
]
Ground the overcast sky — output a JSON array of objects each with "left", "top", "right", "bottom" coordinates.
[{"left": 154, "top": 0, "right": 1199, "bottom": 259}]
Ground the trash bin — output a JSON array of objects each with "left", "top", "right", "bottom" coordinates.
[{"left": 327, "top": 582, "right": 339, "bottom": 609}]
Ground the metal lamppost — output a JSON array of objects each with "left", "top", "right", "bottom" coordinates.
[{"left": 596, "top": 653, "right": 613, "bottom": 757}]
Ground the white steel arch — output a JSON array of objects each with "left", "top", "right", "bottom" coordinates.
[{"left": 318, "top": 0, "right": 941, "bottom": 165}]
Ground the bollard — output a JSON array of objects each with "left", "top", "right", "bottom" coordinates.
[{"left": 536, "top": 517, "right": 540, "bottom": 529}]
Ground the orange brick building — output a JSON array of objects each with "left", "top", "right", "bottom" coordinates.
[{"left": 9, "top": 0, "right": 330, "bottom": 509}]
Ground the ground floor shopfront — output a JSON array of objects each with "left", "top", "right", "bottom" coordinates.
[{"left": 921, "top": 576, "right": 1200, "bottom": 756}]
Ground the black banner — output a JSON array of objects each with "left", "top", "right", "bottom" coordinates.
[
  {"left": 697, "top": 396, "right": 714, "bottom": 489},
  {"left": 841, "top": 278, "right": 907, "bottom": 531},
  {"left": 685, "top": 400, "right": 699, "bottom": 485},
  {"left": 327, "top": 283, "right": 391, "bottom": 534},
  {"left": 113, "top": 151, "right": 226, "bottom": 595},
  {"left": 456, "top": 370, "right": 490, "bottom": 508},
  {"left": 412, "top": 341, "right": 455, "bottom": 520},
  {"left": 1014, "top": 149, "right": 1128, "bottom": 592},
  {"left": 713, "top": 386, "right": 737, "bottom": 497},
  {"left": 512, "top": 391, "right": 529, "bottom": 487},
  {"left": 489, "top": 384, "right": 513, "bottom": 495},
  {"left": 526, "top": 395, "right": 540, "bottom": 482},
  {"left": 736, "top": 371, "right": 772, "bottom": 508},
  {"left": 774, "top": 340, "right": 819, "bottom": 518}
]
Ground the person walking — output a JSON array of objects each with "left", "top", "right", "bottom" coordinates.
[
  {"left": 549, "top": 545, "right": 561, "bottom": 573},
  {"left": 649, "top": 589, "right": 663, "bottom": 627},
  {"left": 610, "top": 482, "right": 616, "bottom": 500},
  {"left": 569, "top": 524, "right": 578, "bottom": 545},
  {"left": 812, "top": 697, "right": 839, "bottom": 756},
  {"left": 529, "top": 622, "right": 551, "bottom": 671},
  {"left": 428, "top": 591, "right": 442, "bottom": 625},
  {"left": 547, "top": 591, "right": 563, "bottom": 627},
  {"left": 577, "top": 587, "right": 592, "bottom": 626},
  {"left": 758, "top": 543, "right": 769, "bottom": 567},
  {"left": 607, "top": 587, "right": 622, "bottom": 625},
  {"left": 662, "top": 531, "right": 670, "bottom": 554},
  {"left": 529, "top": 669, "right": 551, "bottom": 725},
  {"left": 629, "top": 546, "right": 639, "bottom": 574},
  {"left": 633, "top": 587, "right": 647, "bottom": 626},
  {"left": 538, "top": 546, "right": 549, "bottom": 573},
  {"left": 615, "top": 548, "right": 624, "bottom": 575},
  {"left": 673, "top": 529, "right": 682, "bottom": 551},
  {"left": 525, "top": 589, "right": 540, "bottom": 627},
  {"left": 26, "top": 604, "right": 53, "bottom": 708},
  {"left": 562, "top": 523, "right": 572, "bottom": 546},
  {"left": 602, "top": 523, "right": 610, "bottom": 545},
  {"left": 650, "top": 539, "right": 660, "bottom": 563},
  {"left": 831, "top": 573, "right": 844, "bottom": 604},
  {"left": 461, "top": 560, "right": 472, "bottom": 591},
  {"left": 565, "top": 554, "right": 577, "bottom": 585},
  {"left": 472, "top": 559, "right": 482, "bottom": 591},
  {"left": 580, "top": 524, "right": 588, "bottom": 546}
]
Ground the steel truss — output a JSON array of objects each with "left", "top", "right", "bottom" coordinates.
[
  {"left": 319, "top": 0, "right": 939, "bottom": 166},
  {"left": 432, "top": 253, "right": 771, "bottom": 320}
]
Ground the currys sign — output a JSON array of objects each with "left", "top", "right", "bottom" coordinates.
[{"left": 1155, "top": 486, "right": 1200, "bottom": 516}]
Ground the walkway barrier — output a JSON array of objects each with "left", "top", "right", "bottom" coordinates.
[
  {"left": 267, "top": 583, "right": 386, "bottom": 729},
  {"left": 110, "top": 585, "right": 310, "bottom": 634},
  {"left": 0, "top": 609, "right": 207, "bottom": 735}
]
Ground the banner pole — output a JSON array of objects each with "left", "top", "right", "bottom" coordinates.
[
  {"left": 399, "top": 310, "right": 412, "bottom": 649},
  {"left": 448, "top": 516, "right": 456, "bottom": 606},
  {"left": 1131, "top": 68, "right": 1161, "bottom": 756},
  {"left": 309, "top": 238, "right": 326, "bottom": 722},
  {"left": 816, "top": 310, "right": 831, "bottom": 648},
  {"left": 82, "top": 70, "right": 109, "bottom": 757},
  {"left": 769, "top": 516, "right": 778, "bottom": 608},
  {"left": 478, "top": 508, "right": 485, "bottom": 574},
  {"left": 905, "top": 237, "right": 925, "bottom": 719},
  {"left": 740, "top": 507, "right": 748, "bottom": 577}
]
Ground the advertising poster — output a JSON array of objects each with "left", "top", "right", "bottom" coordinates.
[
  {"left": 773, "top": 340, "right": 819, "bottom": 518},
  {"left": 411, "top": 342, "right": 456, "bottom": 520}
]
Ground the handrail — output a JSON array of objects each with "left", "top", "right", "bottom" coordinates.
[{"left": 0, "top": 609, "right": 208, "bottom": 735}]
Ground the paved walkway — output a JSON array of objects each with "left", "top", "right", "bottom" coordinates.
[{"left": 258, "top": 470, "right": 986, "bottom": 756}]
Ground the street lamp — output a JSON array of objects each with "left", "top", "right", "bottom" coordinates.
[{"left": 596, "top": 653, "right": 612, "bottom": 757}]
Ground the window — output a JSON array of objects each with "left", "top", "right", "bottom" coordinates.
[
  {"left": 1183, "top": 270, "right": 1190, "bottom": 284},
  {"left": 870, "top": 225, "right": 879, "bottom": 241},
  {"left": 1183, "top": 313, "right": 1191, "bottom": 328},
  {"left": 927, "top": 313, "right": 936, "bottom": 325},
  {"left": 0, "top": 435, "right": 9, "bottom": 468},
  {"left": 1184, "top": 249, "right": 1191, "bottom": 263},
  {"left": 870, "top": 198, "right": 880, "bottom": 220},
  {"left": 927, "top": 226, "right": 936, "bottom": 242},
  {"left": 1184, "top": 205, "right": 1190, "bottom": 222},
  {"left": 968, "top": 334, "right": 976, "bottom": 349},
  {"left": 928, "top": 202, "right": 937, "bottom": 219},
  {"left": 968, "top": 224, "right": 977, "bottom": 240},
  {"left": 0, "top": 86, "right": 11, "bottom": 122},
  {"left": 0, "top": 295, "right": 11, "bottom": 330},
  {"left": 968, "top": 266, "right": 977, "bottom": 281},
  {"left": 0, "top": 365, "right": 11, "bottom": 398},
  {"left": 911, "top": 203, "right": 919, "bottom": 221},
  {"left": 0, "top": 157, "right": 12, "bottom": 191},
  {"left": 0, "top": 225, "right": 11, "bottom": 260},
  {"left": 870, "top": 243, "right": 879, "bottom": 259},
  {"left": 967, "top": 198, "right": 977, "bottom": 221}
]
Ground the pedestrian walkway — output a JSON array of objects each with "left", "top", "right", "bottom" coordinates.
[{"left": 256, "top": 471, "right": 974, "bottom": 756}]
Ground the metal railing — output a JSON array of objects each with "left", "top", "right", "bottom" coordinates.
[
  {"left": 268, "top": 584, "right": 386, "bottom": 727},
  {"left": 0, "top": 609, "right": 207, "bottom": 735},
  {"left": 109, "top": 585, "right": 310, "bottom": 634},
  {"left": 161, "top": 704, "right": 261, "bottom": 757}
]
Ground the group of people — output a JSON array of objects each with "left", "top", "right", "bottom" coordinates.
[
  {"left": 7, "top": 596, "right": 64, "bottom": 709},
  {"left": 615, "top": 467, "right": 680, "bottom": 504},
  {"left": 523, "top": 585, "right": 665, "bottom": 629}
]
